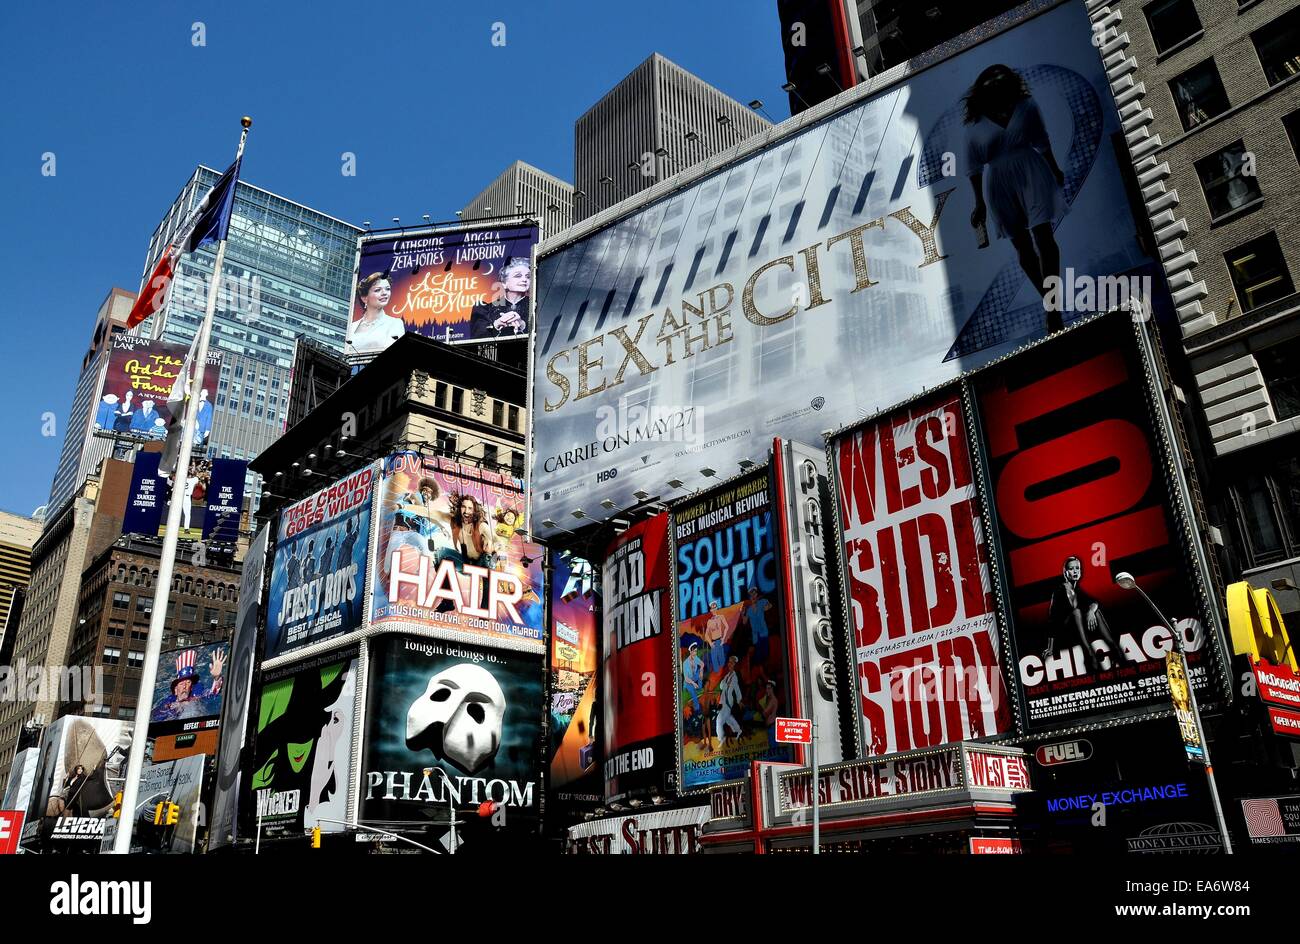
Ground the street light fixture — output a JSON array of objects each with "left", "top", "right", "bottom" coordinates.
[{"left": 1114, "top": 571, "right": 1234, "bottom": 854}]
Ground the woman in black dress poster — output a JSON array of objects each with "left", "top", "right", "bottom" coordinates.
[{"left": 1044, "top": 556, "right": 1127, "bottom": 673}]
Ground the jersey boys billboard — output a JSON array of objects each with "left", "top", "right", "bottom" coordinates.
[
  {"left": 265, "top": 464, "right": 376, "bottom": 660},
  {"left": 602, "top": 514, "right": 676, "bottom": 801},
  {"left": 349, "top": 222, "right": 538, "bottom": 357},
  {"left": 673, "top": 471, "right": 793, "bottom": 789},
  {"left": 530, "top": 1, "right": 1149, "bottom": 534},
  {"left": 973, "top": 315, "right": 1222, "bottom": 729},
  {"left": 833, "top": 391, "right": 1012, "bottom": 756},
  {"left": 370, "top": 454, "right": 545, "bottom": 651}
]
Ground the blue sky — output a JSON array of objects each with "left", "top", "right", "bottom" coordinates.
[{"left": 0, "top": 0, "right": 787, "bottom": 517}]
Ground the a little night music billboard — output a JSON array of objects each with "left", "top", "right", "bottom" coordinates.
[{"left": 529, "top": 0, "right": 1151, "bottom": 535}]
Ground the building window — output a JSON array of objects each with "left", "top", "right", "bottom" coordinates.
[
  {"left": 127, "top": 651, "right": 145, "bottom": 669},
  {"left": 138, "top": 597, "right": 152, "bottom": 615},
  {"left": 435, "top": 382, "right": 448, "bottom": 410},
  {"left": 1257, "top": 337, "right": 1300, "bottom": 421},
  {"left": 512, "top": 450, "right": 526, "bottom": 478},
  {"left": 1232, "top": 454, "right": 1300, "bottom": 566},
  {"left": 481, "top": 444, "right": 499, "bottom": 469},
  {"left": 1170, "top": 59, "right": 1230, "bottom": 130},
  {"left": 117, "top": 707, "right": 136, "bottom": 721},
  {"left": 1253, "top": 9, "right": 1300, "bottom": 86},
  {"left": 492, "top": 401, "right": 504, "bottom": 427},
  {"left": 131, "top": 628, "right": 148, "bottom": 642},
  {"left": 181, "top": 603, "right": 198, "bottom": 622},
  {"left": 1285, "top": 110, "right": 1300, "bottom": 163},
  {"left": 204, "top": 608, "right": 220, "bottom": 628},
  {"left": 436, "top": 429, "right": 456, "bottom": 457},
  {"left": 451, "top": 387, "right": 464, "bottom": 413},
  {"left": 1225, "top": 233, "right": 1295, "bottom": 312},
  {"left": 89, "top": 704, "right": 111, "bottom": 717},
  {"left": 1194, "top": 142, "right": 1262, "bottom": 219},
  {"left": 112, "top": 592, "right": 130, "bottom": 609},
  {"left": 1144, "top": 0, "right": 1202, "bottom": 54},
  {"left": 102, "top": 648, "right": 121, "bottom": 666},
  {"left": 508, "top": 405, "right": 520, "bottom": 431}
]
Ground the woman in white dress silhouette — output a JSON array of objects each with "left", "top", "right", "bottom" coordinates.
[{"left": 965, "top": 64, "right": 1067, "bottom": 333}]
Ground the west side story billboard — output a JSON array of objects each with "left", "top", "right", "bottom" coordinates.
[
  {"left": 349, "top": 222, "right": 538, "bottom": 357},
  {"left": 529, "top": 1, "right": 1149, "bottom": 534}
]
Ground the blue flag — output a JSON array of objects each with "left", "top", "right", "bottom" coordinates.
[{"left": 186, "top": 157, "right": 242, "bottom": 254}]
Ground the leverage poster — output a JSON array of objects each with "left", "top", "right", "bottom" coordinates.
[
  {"left": 602, "top": 513, "right": 676, "bottom": 801},
  {"left": 370, "top": 453, "right": 544, "bottom": 651},
  {"left": 349, "top": 222, "right": 538, "bottom": 356},
  {"left": 673, "top": 471, "right": 793, "bottom": 790},
  {"left": 247, "top": 651, "right": 357, "bottom": 839},
  {"left": 549, "top": 550, "right": 601, "bottom": 809},
  {"left": 264, "top": 464, "right": 375, "bottom": 659},
  {"left": 973, "top": 313, "right": 1222, "bottom": 730},
  {"left": 360, "top": 633, "right": 543, "bottom": 825}
]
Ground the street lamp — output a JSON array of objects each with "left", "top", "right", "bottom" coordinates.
[
  {"left": 424, "top": 766, "right": 461, "bottom": 854},
  {"left": 1114, "top": 571, "right": 1234, "bottom": 853}
]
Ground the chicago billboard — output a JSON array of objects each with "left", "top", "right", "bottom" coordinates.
[
  {"left": 264, "top": 464, "right": 376, "bottom": 660},
  {"left": 832, "top": 389, "right": 1012, "bottom": 756},
  {"left": 602, "top": 513, "right": 676, "bottom": 801},
  {"left": 360, "top": 633, "right": 543, "bottom": 824},
  {"left": 973, "top": 313, "right": 1225, "bottom": 729},
  {"left": 673, "top": 470, "right": 794, "bottom": 790},
  {"left": 548, "top": 550, "right": 602, "bottom": 809},
  {"left": 92, "top": 334, "right": 220, "bottom": 444},
  {"left": 248, "top": 650, "right": 357, "bottom": 839},
  {"left": 349, "top": 221, "right": 538, "bottom": 357},
  {"left": 530, "top": 0, "right": 1149, "bottom": 535},
  {"left": 370, "top": 453, "right": 545, "bottom": 651}
]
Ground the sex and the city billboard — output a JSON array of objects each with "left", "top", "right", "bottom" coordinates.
[
  {"left": 369, "top": 453, "right": 544, "bottom": 652},
  {"left": 264, "top": 463, "right": 376, "bottom": 660},
  {"left": 529, "top": 0, "right": 1151, "bottom": 535},
  {"left": 349, "top": 221, "right": 538, "bottom": 358}
]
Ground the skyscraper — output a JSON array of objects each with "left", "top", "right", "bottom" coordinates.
[
  {"left": 574, "top": 53, "right": 771, "bottom": 221},
  {"left": 461, "top": 160, "right": 574, "bottom": 238},
  {"left": 137, "top": 166, "right": 362, "bottom": 466}
]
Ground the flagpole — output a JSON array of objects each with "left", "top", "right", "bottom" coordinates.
[{"left": 112, "top": 117, "right": 251, "bottom": 854}]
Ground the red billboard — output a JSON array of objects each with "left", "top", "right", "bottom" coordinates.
[
  {"left": 832, "top": 389, "right": 1012, "bottom": 756},
  {"left": 601, "top": 513, "right": 676, "bottom": 801},
  {"left": 974, "top": 314, "right": 1224, "bottom": 730}
]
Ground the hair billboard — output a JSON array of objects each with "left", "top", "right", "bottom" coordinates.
[
  {"left": 672, "top": 469, "right": 794, "bottom": 790},
  {"left": 831, "top": 389, "right": 1013, "bottom": 756},
  {"left": 529, "top": 0, "right": 1150, "bottom": 536},
  {"left": 369, "top": 453, "right": 544, "bottom": 652},
  {"left": 349, "top": 221, "right": 538, "bottom": 358},
  {"left": 972, "top": 313, "right": 1227, "bottom": 730},
  {"left": 264, "top": 464, "right": 376, "bottom": 660}
]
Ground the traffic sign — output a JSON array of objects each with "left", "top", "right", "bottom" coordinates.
[{"left": 775, "top": 717, "right": 812, "bottom": 744}]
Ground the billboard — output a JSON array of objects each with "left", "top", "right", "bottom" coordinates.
[
  {"left": 209, "top": 522, "right": 268, "bottom": 850},
  {"left": 101, "top": 754, "right": 205, "bottom": 855},
  {"left": 248, "top": 650, "right": 358, "bottom": 839},
  {"left": 122, "top": 453, "right": 248, "bottom": 541},
  {"left": 360, "top": 633, "right": 543, "bottom": 824},
  {"left": 264, "top": 464, "right": 376, "bottom": 660},
  {"left": 832, "top": 389, "right": 1012, "bottom": 756},
  {"left": 349, "top": 222, "right": 539, "bottom": 356},
  {"left": 602, "top": 513, "right": 676, "bottom": 801},
  {"left": 565, "top": 805, "right": 711, "bottom": 853},
  {"left": 149, "top": 642, "right": 228, "bottom": 738},
  {"left": 529, "top": 0, "right": 1150, "bottom": 535},
  {"left": 673, "top": 470, "right": 794, "bottom": 790},
  {"left": 973, "top": 314, "right": 1222, "bottom": 729},
  {"left": 548, "top": 550, "right": 602, "bottom": 808},
  {"left": 2, "top": 747, "right": 38, "bottom": 821},
  {"left": 370, "top": 453, "right": 545, "bottom": 651},
  {"left": 92, "top": 335, "right": 219, "bottom": 444},
  {"left": 24, "top": 716, "right": 132, "bottom": 851}
]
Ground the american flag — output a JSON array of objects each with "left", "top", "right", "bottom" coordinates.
[{"left": 1242, "top": 798, "right": 1284, "bottom": 838}]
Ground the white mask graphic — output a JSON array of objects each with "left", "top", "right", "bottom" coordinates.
[{"left": 405, "top": 663, "right": 506, "bottom": 774}]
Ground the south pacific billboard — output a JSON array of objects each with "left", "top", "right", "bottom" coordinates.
[
  {"left": 349, "top": 222, "right": 538, "bottom": 357},
  {"left": 602, "top": 513, "right": 676, "bottom": 801},
  {"left": 360, "top": 633, "right": 544, "bottom": 825},
  {"left": 973, "top": 314, "right": 1225, "bottom": 730},
  {"left": 832, "top": 389, "right": 1013, "bottom": 756},
  {"left": 530, "top": 0, "right": 1150, "bottom": 534},
  {"left": 370, "top": 453, "right": 545, "bottom": 652},
  {"left": 264, "top": 464, "right": 376, "bottom": 660},
  {"left": 673, "top": 470, "right": 794, "bottom": 790}
]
